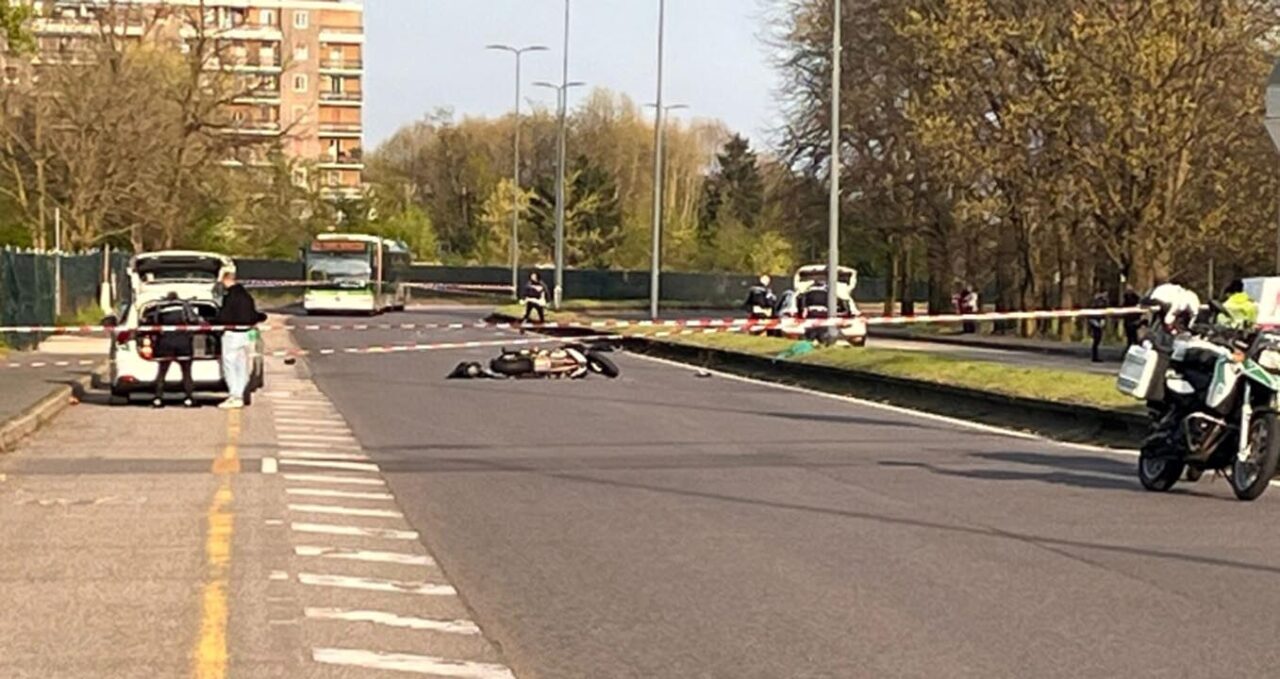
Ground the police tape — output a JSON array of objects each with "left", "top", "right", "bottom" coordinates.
[
  {"left": 0, "top": 334, "right": 625, "bottom": 370},
  {"left": 0, "top": 306, "right": 1148, "bottom": 336},
  {"left": 239, "top": 280, "right": 515, "bottom": 294}
]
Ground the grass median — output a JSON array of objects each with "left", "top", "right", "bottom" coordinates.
[{"left": 496, "top": 305, "right": 1134, "bottom": 411}]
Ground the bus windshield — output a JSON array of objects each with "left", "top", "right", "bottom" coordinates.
[{"left": 307, "top": 251, "right": 373, "bottom": 282}]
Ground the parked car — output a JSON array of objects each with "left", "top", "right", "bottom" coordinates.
[
  {"left": 773, "top": 264, "right": 868, "bottom": 346},
  {"left": 104, "top": 251, "right": 264, "bottom": 404}
]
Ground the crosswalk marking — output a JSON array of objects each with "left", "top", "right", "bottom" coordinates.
[
  {"left": 312, "top": 648, "right": 516, "bottom": 678},
  {"left": 286, "top": 488, "right": 394, "bottom": 501},
  {"left": 287, "top": 503, "right": 403, "bottom": 519},
  {"left": 298, "top": 573, "right": 456, "bottom": 596},
  {"left": 294, "top": 545, "right": 434, "bottom": 566},
  {"left": 282, "top": 474, "right": 386, "bottom": 487},
  {"left": 278, "top": 458, "right": 379, "bottom": 473},
  {"left": 304, "top": 608, "right": 480, "bottom": 635},
  {"left": 291, "top": 522, "right": 418, "bottom": 541}
]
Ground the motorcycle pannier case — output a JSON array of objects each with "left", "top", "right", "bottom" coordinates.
[{"left": 1117, "top": 344, "right": 1168, "bottom": 401}]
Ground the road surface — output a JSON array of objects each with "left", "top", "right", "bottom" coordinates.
[{"left": 1, "top": 304, "right": 1279, "bottom": 678}]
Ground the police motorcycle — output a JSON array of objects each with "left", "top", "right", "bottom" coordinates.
[
  {"left": 448, "top": 343, "right": 620, "bottom": 380},
  {"left": 1118, "top": 288, "right": 1280, "bottom": 500}
]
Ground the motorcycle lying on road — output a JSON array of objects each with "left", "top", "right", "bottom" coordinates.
[
  {"left": 449, "top": 343, "right": 621, "bottom": 380},
  {"left": 1118, "top": 301, "right": 1280, "bottom": 500}
]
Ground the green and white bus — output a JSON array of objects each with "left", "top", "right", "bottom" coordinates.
[{"left": 303, "top": 233, "right": 412, "bottom": 315}]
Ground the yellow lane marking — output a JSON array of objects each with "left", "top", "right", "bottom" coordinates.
[{"left": 193, "top": 411, "right": 241, "bottom": 679}]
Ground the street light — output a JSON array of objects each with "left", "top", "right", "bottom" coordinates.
[
  {"left": 534, "top": 78, "right": 584, "bottom": 309},
  {"left": 486, "top": 43, "right": 548, "bottom": 300},
  {"left": 827, "top": 0, "right": 842, "bottom": 335},
  {"left": 648, "top": 0, "right": 667, "bottom": 320},
  {"left": 644, "top": 102, "right": 688, "bottom": 319}
]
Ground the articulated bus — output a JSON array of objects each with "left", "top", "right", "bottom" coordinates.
[{"left": 303, "top": 233, "right": 412, "bottom": 315}]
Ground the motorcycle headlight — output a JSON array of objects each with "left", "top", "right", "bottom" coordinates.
[{"left": 1259, "top": 349, "right": 1280, "bottom": 372}]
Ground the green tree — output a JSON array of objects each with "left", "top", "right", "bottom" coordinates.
[{"left": 699, "top": 134, "right": 765, "bottom": 239}]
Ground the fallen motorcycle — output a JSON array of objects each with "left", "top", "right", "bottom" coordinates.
[{"left": 449, "top": 343, "right": 621, "bottom": 380}]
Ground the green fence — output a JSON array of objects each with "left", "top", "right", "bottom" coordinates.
[{"left": 0, "top": 248, "right": 129, "bottom": 350}]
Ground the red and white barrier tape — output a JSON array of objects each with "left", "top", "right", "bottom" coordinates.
[
  {"left": 240, "top": 280, "right": 515, "bottom": 293},
  {"left": 1, "top": 335, "right": 623, "bottom": 370},
  {"left": 0, "top": 306, "right": 1146, "bottom": 336}
]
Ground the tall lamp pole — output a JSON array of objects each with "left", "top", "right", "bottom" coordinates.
[
  {"left": 555, "top": 0, "right": 572, "bottom": 309},
  {"left": 827, "top": 0, "right": 842, "bottom": 330},
  {"left": 645, "top": 101, "right": 688, "bottom": 320},
  {"left": 648, "top": 0, "right": 667, "bottom": 321},
  {"left": 535, "top": 79, "right": 586, "bottom": 307},
  {"left": 486, "top": 44, "right": 548, "bottom": 300}
]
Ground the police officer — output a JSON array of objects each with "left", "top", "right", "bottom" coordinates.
[
  {"left": 522, "top": 272, "right": 548, "bottom": 324},
  {"left": 1219, "top": 279, "right": 1258, "bottom": 329},
  {"left": 744, "top": 275, "right": 778, "bottom": 319},
  {"left": 151, "top": 292, "right": 200, "bottom": 408}
]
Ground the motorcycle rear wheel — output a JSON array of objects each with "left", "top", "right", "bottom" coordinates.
[{"left": 1229, "top": 412, "right": 1280, "bottom": 502}]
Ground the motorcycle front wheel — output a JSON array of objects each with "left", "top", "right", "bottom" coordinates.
[
  {"left": 1229, "top": 412, "right": 1280, "bottom": 501},
  {"left": 586, "top": 351, "right": 620, "bottom": 379}
]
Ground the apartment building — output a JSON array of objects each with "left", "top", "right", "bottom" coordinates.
[{"left": 16, "top": 0, "right": 366, "bottom": 200}]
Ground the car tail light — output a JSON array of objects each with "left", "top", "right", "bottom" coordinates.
[{"left": 139, "top": 336, "right": 154, "bottom": 360}]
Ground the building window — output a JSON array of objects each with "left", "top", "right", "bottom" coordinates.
[
  {"left": 259, "top": 46, "right": 275, "bottom": 67},
  {"left": 259, "top": 9, "right": 276, "bottom": 27},
  {"left": 326, "top": 171, "right": 340, "bottom": 187},
  {"left": 294, "top": 42, "right": 309, "bottom": 62},
  {"left": 293, "top": 11, "right": 309, "bottom": 29},
  {"left": 293, "top": 74, "right": 308, "bottom": 92}
]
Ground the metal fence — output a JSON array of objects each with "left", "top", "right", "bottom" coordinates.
[{"left": 0, "top": 247, "right": 129, "bottom": 350}]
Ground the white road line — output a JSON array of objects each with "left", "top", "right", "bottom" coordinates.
[
  {"left": 278, "top": 450, "right": 370, "bottom": 462},
  {"left": 294, "top": 545, "right": 434, "bottom": 566},
  {"left": 278, "top": 459, "right": 379, "bottom": 473},
  {"left": 286, "top": 488, "right": 394, "bottom": 501},
  {"left": 305, "top": 608, "right": 480, "bottom": 635},
  {"left": 287, "top": 503, "right": 404, "bottom": 519},
  {"left": 291, "top": 522, "right": 419, "bottom": 540},
  {"left": 261, "top": 457, "right": 278, "bottom": 474},
  {"left": 278, "top": 433, "right": 359, "bottom": 442},
  {"left": 275, "top": 424, "right": 351, "bottom": 432},
  {"left": 298, "top": 573, "right": 456, "bottom": 596},
  {"left": 278, "top": 440, "right": 363, "bottom": 450},
  {"left": 312, "top": 649, "right": 515, "bottom": 678},
  {"left": 283, "top": 473, "right": 386, "bottom": 487},
  {"left": 269, "top": 570, "right": 290, "bottom": 581}
]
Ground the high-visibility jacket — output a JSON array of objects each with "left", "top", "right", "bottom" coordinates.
[{"left": 1220, "top": 292, "right": 1258, "bottom": 328}]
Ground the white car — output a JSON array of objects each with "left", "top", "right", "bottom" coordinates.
[
  {"left": 774, "top": 264, "right": 868, "bottom": 346},
  {"left": 105, "top": 251, "right": 264, "bottom": 404}
]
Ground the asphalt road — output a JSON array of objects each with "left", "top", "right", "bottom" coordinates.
[{"left": 288, "top": 305, "right": 1280, "bottom": 679}]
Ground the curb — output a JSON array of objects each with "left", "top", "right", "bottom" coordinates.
[
  {"left": 0, "top": 367, "right": 100, "bottom": 454},
  {"left": 868, "top": 328, "right": 1127, "bottom": 362}
]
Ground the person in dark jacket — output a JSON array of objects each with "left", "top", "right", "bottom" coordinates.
[
  {"left": 214, "top": 270, "right": 266, "bottom": 409},
  {"left": 522, "top": 272, "right": 548, "bottom": 324},
  {"left": 150, "top": 292, "right": 200, "bottom": 408},
  {"left": 743, "top": 275, "right": 778, "bottom": 319},
  {"left": 1088, "top": 289, "right": 1110, "bottom": 363},
  {"left": 1121, "top": 287, "right": 1142, "bottom": 350}
]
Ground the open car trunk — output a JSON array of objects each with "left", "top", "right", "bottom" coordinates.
[{"left": 137, "top": 300, "right": 222, "bottom": 360}]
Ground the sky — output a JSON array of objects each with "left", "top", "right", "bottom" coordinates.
[{"left": 364, "top": 0, "right": 780, "bottom": 148}]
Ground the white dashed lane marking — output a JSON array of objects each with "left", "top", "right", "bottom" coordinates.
[
  {"left": 305, "top": 607, "right": 481, "bottom": 635},
  {"left": 290, "top": 522, "right": 419, "bottom": 541},
  {"left": 294, "top": 545, "right": 435, "bottom": 566},
  {"left": 278, "top": 451, "right": 371, "bottom": 462},
  {"left": 297, "top": 573, "right": 457, "bottom": 597},
  {"left": 312, "top": 649, "right": 516, "bottom": 679}
]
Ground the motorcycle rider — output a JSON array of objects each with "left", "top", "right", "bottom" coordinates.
[{"left": 744, "top": 275, "right": 777, "bottom": 319}]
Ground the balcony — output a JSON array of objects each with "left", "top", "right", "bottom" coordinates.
[
  {"left": 319, "top": 26, "right": 364, "bottom": 44},
  {"left": 320, "top": 58, "right": 363, "bottom": 72},
  {"left": 319, "top": 91, "right": 363, "bottom": 105},
  {"left": 221, "top": 120, "right": 282, "bottom": 136},
  {"left": 319, "top": 122, "right": 363, "bottom": 136}
]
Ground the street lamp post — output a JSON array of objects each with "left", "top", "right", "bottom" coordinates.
[
  {"left": 535, "top": 79, "right": 585, "bottom": 308},
  {"left": 649, "top": 0, "right": 667, "bottom": 321},
  {"left": 827, "top": 0, "right": 842, "bottom": 334},
  {"left": 486, "top": 44, "right": 548, "bottom": 300},
  {"left": 644, "top": 101, "right": 688, "bottom": 320}
]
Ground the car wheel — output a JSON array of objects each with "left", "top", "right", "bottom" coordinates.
[{"left": 109, "top": 387, "right": 130, "bottom": 406}]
